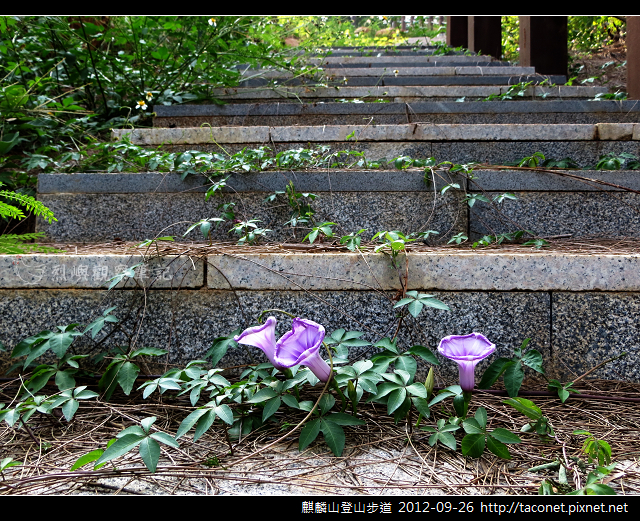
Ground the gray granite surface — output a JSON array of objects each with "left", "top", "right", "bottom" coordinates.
[
  {"left": 154, "top": 100, "right": 640, "bottom": 117},
  {"left": 114, "top": 123, "right": 638, "bottom": 145},
  {"left": 39, "top": 170, "right": 462, "bottom": 194},
  {"left": 552, "top": 293, "right": 640, "bottom": 382},
  {"left": 206, "top": 252, "right": 640, "bottom": 292},
  {"left": 0, "top": 289, "right": 551, "bottom": 383},
  {"left": 0, "top": 255, "right": 203, "bottom": 289},
  {"left": 470, "top": 191, "right": 640, "bottom": 238},
  {"left": 203, "top": 85, "right": 607, "bottom": 101},
  {"left": 36, "top": 191, "right": 465, "bottom": 243}
]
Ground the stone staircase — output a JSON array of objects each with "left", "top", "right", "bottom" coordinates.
[{"left": 2, "top": 46, "right": 640, "bottom": 385}]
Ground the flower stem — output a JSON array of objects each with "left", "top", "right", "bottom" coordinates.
[
  {"left": 331, "top": 378, "right": 348, "bottom": 412},
  {"left": 257, "top": 309, "right": 297, "bottom": 323}
]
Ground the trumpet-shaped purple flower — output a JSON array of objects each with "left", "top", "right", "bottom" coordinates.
[
  {"left": 233, "top": 316, "right": 285, "bottom": 370},
  {"left": 438, "top": 333, "right": 496, "bottom": 392},
  {"left": 234, "top": 317, "right": 332, "bottom": 382}
]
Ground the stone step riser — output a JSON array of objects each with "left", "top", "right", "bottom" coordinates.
[
  {"left": 37, "top": 170, "right": 640, "bottom": 243},
  {"left": 204, "top": 85, "right": 607, "bottom": 101},
  {"left": 1, "top": 256, "right": 636, "bottom": 382},
  {"left": 310, "top": 55, "right": 495, "bottom": 64},
  {"left": 113, "top": 123, "right": 640, "bottom": 146},
  {"left": 238, "top": 75, "right": 566, "bottom": 88},
  {"left": 245, "top": 67, "right": 537, "bottom": 77},
  {"left": 154, "top": 114, "right": 638, "bottom": 127},
  {"left": 154, "top": 101, "right": 640, "bottom": 128},
  {"left": 111, "top": 141, "right": 639, "bottom": 173}
]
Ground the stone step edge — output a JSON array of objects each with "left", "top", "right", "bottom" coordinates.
[
  {"left": 243, "top": 66, "right": 537, "bottom": 77},
  {"left": 3, "top": 252, "right": 639, "bottom": 292},
  {"left": 310, "top": 55, "right": 494, "bottom": 63},
  {"left": 153, "top": 100, "right": 640, "bottom": 118},
  {"left": 38, "top": 170, "right": 640, "bottom": 195},
  {"left": 207, "top": 85, "right": 607, "bottom": 99},
  {"left": 113, "top": 123, "right": 640, "bottom": 145}
]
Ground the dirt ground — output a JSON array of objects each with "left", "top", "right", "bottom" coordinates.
[{"left": 568, "top": 41, "right": 628, "bottom": 93}]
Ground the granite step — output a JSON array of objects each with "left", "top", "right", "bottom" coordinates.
[
  {"left": 308, "top": 55, "right": 503, "bottom": 65},
  {"left": 238, "top": 75, "right": 566, "bottom": 88},
  {"left": 2, "top": 246, "right": 638, "bottom": 383},
  {"left": 153, "top": 101, "right": 640, "bottom": 128},
  {"left": 200, "top": 85, "right": 607, "bottom": 103},
  {"left": 36, "top": 169, "right": 640, "bottom": 243},
  {"left": 111, "top": 123, "right": 640, "bottom": 168}
]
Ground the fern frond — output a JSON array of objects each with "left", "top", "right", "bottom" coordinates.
[
  {"left": 0, "top": 190, "right": 57, "bottom": 223},
  {"left": 0, "top": 200, "right": 26, "bottom": 220},
  {"left": 0, "top": 233, "right": 65, "bottom": 254}
]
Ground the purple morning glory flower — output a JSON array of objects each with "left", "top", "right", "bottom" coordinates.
[
  {"left": 438, "top": 333, "right": 496, "bottom": 392},
  {"left": 233, "top": 316, "right": 285, "bottom": 370},
  {"left": 234, "top": 317, "right": 332, "bottom": 382}
]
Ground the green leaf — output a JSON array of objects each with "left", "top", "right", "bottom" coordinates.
[
  {"left": 320, "top": 419, "right": 345, "bottom": 457},
  {"left": 193, "top": 409, "right": 217, "bottom": 442},
  {"left": 61, "top": 399, "right": 79, "bottom": 421},
  {"left": 95, "top": 434, "right": 144, "bottom": 466},
  {"left": 393, "top": 396, "right": 412, "bottom": 424},
  {"left": 462, "top": 418, "right": 485, "bottom": 435},
  {"left": 582, "top": 483, "right": 617, "bottom": 495},
  {"left": 319, "top": 394, "right": 336, "bottom": 415},
  {"left": 489, "top": 428, "right": 521, "bottom": 444},
  {"left": 117, "top": 361, "right": 140, "bottom": 395},
  {"left": 504, "top": 361, "right": 524, "bottom": 397},
  {"left": 453, "top": 394, "right": 468, "bottom": 418},
  {"left": 130, "top": 347, "right": 167, "bottom": 358},
  {"left": 55, "top": 369, "right": 76, "bottom": 391},
  {"left": 374, "top": 337, "right": 398, "bottom": 354},
  {"left": 206, "top": 332, "right": 239, "bottom": 366},
  {"left": 262, "top": 396, "right": 281, "bottom": 421},
  {"left": 299, "top": 418, "right": 321, "bottom": 451},
  {"left": 558, "top": 387, "right": 570, "bottom": 403},
  {"left": 474, "top": 406, "right": 487, "bottom": 427},
  {"left": 411, "top": 397, "right": 431, "bottom": 418},
  {"left": 281, "top": 394, "right": 299, "bottom": 409},
  {"left": 503, "top": 397, "right": 542, "bottom": 420},
  {"left": 395, "top": 356, "right": 417, "bottom": 379},
  {"left": 405, "top": 345, "right": 440, "bottom": 365},
  {"left": 405, "top": 382, "right": 428, "bottom": 398},
  {"left": 478, "top": 357, "right": 512, "bottom": 389},
  {"left": 521, "top": 349, "right": 545, "bottom": 374},
  {"left": 486, "top": 436, "right": 512, "bottom": 459},
  {"left": 149, "top": 432, "right": 180, "bottom": 448},
  {"left": 0, "top": 458, "right": 21, "bottom": 472},
  {"left": 70, "top": 449, "right": 104, "bottom": 471},
  {"left": 387, "top": 388, "right": 407, "bottom": 415},
  {"left": 247, "top": 387, "right": 278, "bottom": 403},
  {"left": 326, "top": 412, "right": 365, "bottom": 426},
  {"left": 98, "top": 362, "right": 122, "bottom": 401},
  {"left": 117, "top": 425, "right": 145, "bottom": 438},
  {"left": 461, "top": 433, "right": 486, "bottom": 457},
  {"left": 139, "top": 437, "right": 161, "bottom": 473},
  {"left": 141, "top": 416, "right": 156, "bottom": 433},
  {"left": 176, "top": 408, "right": 209, "bottom": 439},
  {"left": 436, "top": 432, "right": 457, "bottom": 451},
  {"left": 47, "top": 326, "right": 82, "bottom": 358}
]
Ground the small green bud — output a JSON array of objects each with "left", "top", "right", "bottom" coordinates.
[{"left": 424, "top": 367, "right": 434, "bottom": 401}]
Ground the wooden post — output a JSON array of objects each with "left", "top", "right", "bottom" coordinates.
[
  {"left": 519, "top": 16, "right": 568, "bottom": 76},
  {"left": 468, "top": 16, "right": 502, "bottom": 59},
  {"left": 446, "top": 16, "right": 468, "bottom": 48},
  {"left": 629, "top": 17, "right": 640, "bottom": 100}
]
